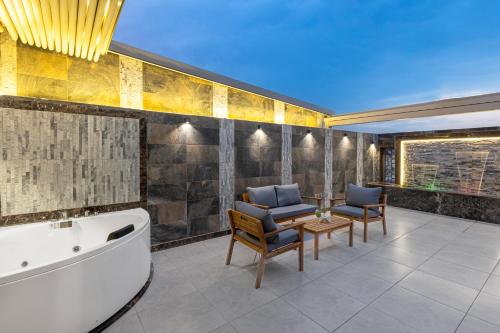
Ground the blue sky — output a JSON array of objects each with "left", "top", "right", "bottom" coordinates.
[{"left": 114, "top": 0, "right": 500, "bottom": 115}]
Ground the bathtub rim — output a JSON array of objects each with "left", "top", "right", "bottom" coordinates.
[{"left": 0, "top": 208, "right": 150, "bottom": 286}]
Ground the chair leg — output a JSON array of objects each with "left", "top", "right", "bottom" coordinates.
[
  {"left": 255, "top": 255, "right": 266, "bottom": 289},
  {"left": 363, "top": 217, "right": 368, "bottom": 243},
  {"left": 298, "top": 227, "right": 304, "bottom": 271},
  {"left": 225, "top": 237, "right": 235, "bottom": 265},
  {"left": 382, "top": 217, "right": 387, "bottom": 235}
]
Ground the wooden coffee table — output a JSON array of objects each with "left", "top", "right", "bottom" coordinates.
[{"left": 304, "top": 216, "right": 353, "bottom": 260}]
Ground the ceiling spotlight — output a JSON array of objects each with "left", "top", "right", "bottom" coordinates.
[{"left": 307, "top": 129, "right": 311, "bottom": 134}]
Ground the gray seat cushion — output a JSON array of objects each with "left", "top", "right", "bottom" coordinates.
[
  {"left": 275, "top": 183, "right": 302, "bottom": 207},
  {"left": 234, "top": 201, "right": 279, "bottom": 243},
  {"left": 346, "top": 184, "right": 382, "bottom": 207},
  {"left": 331, "top": 204, "right": 380, "bottom": 218},
  {"left": 269, "top": 203, "right": 317, "bottom": 220},
  {"left": 236, "top": 228, "right": 299, "bottom": 251},
  {"left": 247, "top": 185, "right": 278, "bottom": 208}
]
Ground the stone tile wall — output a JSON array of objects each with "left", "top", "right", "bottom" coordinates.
[
  {"left": 332, "top": 131, "right": 358, "bottom": 197},
  {"left": 234, "top": 120, "right": 282, "bottom": 199},
  {"left": 292, "top": 127, "right": 325, "bottom": 197},
  {"left": 146, "top": 112, "right": 220, "bottom": 245}
]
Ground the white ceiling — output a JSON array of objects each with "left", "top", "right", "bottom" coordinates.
[{"left": 333, "top": 109, "right": 500, "bottom": 134}]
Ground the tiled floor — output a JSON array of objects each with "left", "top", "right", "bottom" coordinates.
[{"left": 105, "top": 207, "right": 500, "bottom": 333}]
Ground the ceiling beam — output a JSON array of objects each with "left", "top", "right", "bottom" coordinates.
[{"left": 325, "top": 92, "right": 500, "bottom": 127}]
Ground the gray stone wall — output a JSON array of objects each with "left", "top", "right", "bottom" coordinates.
[
  {"left": 362, "top": 133, "right": 380, "bottom": 185},
  {"left": 292, "top": 127, "right": 325, "bottom": 197},
  {"left": 0, "top": 108, "right": 140, "bottom": 217},
  {"left": 146, "top": 113, "right": 220, "bottom": 244},
  {"left": 402, "top": 138, "right": 500, "bottom": 197},
  {"left": 332, "top": 131, "right": 358, "bottom": 197},
  {"left": 234, "top": 120, "right": 282, "bottom": 199}
]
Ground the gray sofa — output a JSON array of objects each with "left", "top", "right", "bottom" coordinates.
[{"left": 243, "top": 184, "right": 320, "bottom": 222}]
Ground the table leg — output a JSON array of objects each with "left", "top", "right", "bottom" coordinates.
[
  {"left": 314, "top": 233, "right": 319, "bottom": 260},
  {"left": 349, "top": 223, "right": 353, "bottom": 247},
  {"left": 327, "top": 232, "right": 331, "bottom": 239}
]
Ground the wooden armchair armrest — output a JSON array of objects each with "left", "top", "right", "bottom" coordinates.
[
  {"left": 301, "top": 195, "right": 322, "bottom": 207},
  {"left": 362, "top": 203, "right": 385, "bottom": 208},
  {"left": 250, "top": 203, "right": 270, "bottom": 210},
  {"left": 264, "top": 221, "right": 305, "bottom": 238},
  {"left": 329, "top": 195, "right": 346, "bottom": 205}
]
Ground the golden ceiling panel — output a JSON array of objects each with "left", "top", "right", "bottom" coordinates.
[{"left": 0, "top": 0, "right": 124, "bottom": 62}]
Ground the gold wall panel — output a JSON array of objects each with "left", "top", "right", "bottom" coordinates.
[
  {"left": 68, "top": 53, "right": 120, "bottom": 107},
  {"left": 143, "top": 63, "right": 212, "bottom": 116},
  {"left": 17, "top": 74, "right": 68, "bottom": 100},
  {"left": 285, "top": 104, "right": 323, "bottom": 127},
  {"left": 227, "top": 88, "right": 274, "bottom": 123}
]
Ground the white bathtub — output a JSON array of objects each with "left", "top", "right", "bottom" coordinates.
[{"left": 0, "top": 208, "right": 151, "bottom": 333}]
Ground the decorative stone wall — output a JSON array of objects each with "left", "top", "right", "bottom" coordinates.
[
  {"left": 292, "top": 127, "right": 325, "bottom": 197},
  {"left": 332, "top": 131, "right": 358, "bottom": 196},
  {"left": 119, "top": 56, "right": 143, "bottom": 110},
  {"left": 234, "top": 120, "right": 282, "bottom": 199},
  {"left": 362, "top": 133, "right": 380, "bottom": 185},
  {"left": 401, "top": 137, "right": 500, "bottom": 197},
  {"left": 383, "top": 148, "right": 396, "bottom": 183},
  {"left": 219, "top": 118, "right": 234, "bottom": 230},
  {"left": 281, "top": 125, "right": 292, "bottom": 184},
  {"left": 324, "top": 129, "right": 334, "bottom": 206},
  {"left": 146, "top": 112, "right": 220, "bottom": 245}
]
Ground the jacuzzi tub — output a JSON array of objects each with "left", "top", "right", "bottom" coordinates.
[{"left": 0, "top": 208, "right": 151, "bottom": 333}]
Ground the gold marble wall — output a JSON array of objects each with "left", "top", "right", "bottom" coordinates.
[
  {"left": 143, "top": 63, "right": 212, "bottom": 116},
  {"left": 228, "top": 87, "right": 274, "bottom": 123},
  {"left": 2, "top": 33, "right": 327, "bottom": 126},
  {"left": 285, "top": 104, "right": 324, "bottom": 127}
]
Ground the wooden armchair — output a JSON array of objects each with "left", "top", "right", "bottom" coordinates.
[
  {"left": 330, "top": 193, "right": 387, "bottom": 242},
  {"left": 225, "top": 209, "right": 305, "bottom": 288}
]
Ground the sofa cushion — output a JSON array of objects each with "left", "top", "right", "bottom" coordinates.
[
  {"left": 234, "top": 201, "right": 279, "bottom": 243},
  {"left": 345, "top": 184, "right": 382, "bottom": 207},
  {"left": 236, "top": 228, "right": 299, "bottom": 251},
  {"left": 275, "top": 183, "right": 302, "bottom": 207},
  {"left": 247, "top": 185, "right": 278, "bottom": 208},
  {"left": 331, "top": 204, "right": 380, "bottom": 218},
  {"left": 269, "top": 203, "right": 317, "bottom": 220}
]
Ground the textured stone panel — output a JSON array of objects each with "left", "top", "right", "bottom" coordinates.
[
  {"left": 282, "top": 125, "right": 292, "bottom": 184},
  {"left": 68, "top": 53, "right": 120, "bottom": 107},
  {"left": 228, "top": 88, "right": 274, "bottom": 123},
  {"left": 274, "top": 100, "right": 285, "bottom": 124},
  {"left": 119, "top": 56, "right": 143, "bottom": 109},
  {"left": 356, "top": 132, "right": 363, "bottom": 185},
  {"left": 219, "top": 118, "right": 234, "bottom": 230},
  {"left": 324, "top": 129, "right": 333, "bottom": 205},
  {"left": 401, "top": 137, "right": 500, "bottom": 197},
  {"left": 0, "top": 108, "right": 140, "bottom": 216},
  {"left": 362, "top": 133, "right": 379, "bottom": 184},
  {"left": 143, "top": 63, "right": 212, "bottom": 116}
]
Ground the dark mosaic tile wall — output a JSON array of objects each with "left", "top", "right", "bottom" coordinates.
[
  {"left": 332, "top": 131, "right": 358, "bottom": 196},
  {"left": 292, "top": 126, "right": 325, "bottom": 197},
  {"left": 146, "top": 112, "right": 220, "bottom": 245},
  {"left": 234, "top": 120, "right": 282, "bottom": 199}
]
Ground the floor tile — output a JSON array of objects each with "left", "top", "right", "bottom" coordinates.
[
  {"left": 371, "top": 287, "right": 464, "bottom": 332},
  {"left": 138, "top": 292, "right": 226, "bottom": 333},
  {"left": 418, "top": 257, "right": 489, "bottom": 290},
  {"left": 469, "top": 292, "right": 500, "bottom": 327},
  {"left": 135, "top": 268, "right": 197, "bottom": 312},
  {"left": 434, "top": 246, "right": 498, "bottom": 273},
  {"left": 103, "top": 309, "right": 144, "bottom": 333},
  {"left": 372, "top": 244, "right": 430, "bottom": 268},
  {"left": 282, "top": 281, "right": 365, "bottom": 331},
  {"left": 200, "top": 271, "right": 277, "bottom": 321},
  {"left": 399, "top": 270, "right": 478, "bottom": 311},
  {"left": 209, "top": 323, "right": 239, "bottom": 333},
  {"left": 456, "top": 315, "right": 500, "bottom": 333},
  {"left": 231, "top": 299, "right": 328, "bottom": 333},
  {"left": 344, "top": 253, "right": 413, "bottom": 284},
  {"left": 277, "top": 249, "right": 344, "bottom": 280},
  {"left": 389, "top": 235, "right": 446, "bottom": 256},
  {"left": 483, "top": 275, "right": 500, "bottom": 297},
  {"left": 335, "top": 307, "right": 420, "bottom": 333},
  {"left": 247, "top": 261, "right": 311, "bottom": 296},
  {"left": 320, "top": 268, "right": 392, "bottom": 304}
]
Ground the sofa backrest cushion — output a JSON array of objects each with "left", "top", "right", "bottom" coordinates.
[
  {"left": 234, "top": 201, "right": 278, "bottom": 239},
  {"left": 346, "top": 184, "right": 382, "bottom": 207},
  {"left": 275, "top": 183, "right": 302, "bottom": 207},
  {"left": 246, "top": 185, "right": 278, "bottom": 208}
]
